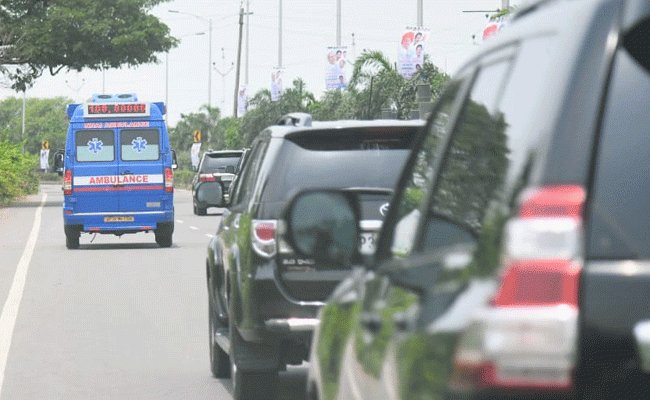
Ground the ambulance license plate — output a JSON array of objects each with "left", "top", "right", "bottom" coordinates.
[{"left": 104, "top": 216, "right": 134, "bottom": 222}]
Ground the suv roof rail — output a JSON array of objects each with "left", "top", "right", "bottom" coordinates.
[{"left": 276, "top": 112, "right": 313, "bottom": 127}]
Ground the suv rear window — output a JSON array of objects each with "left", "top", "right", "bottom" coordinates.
[
  {"left": 200, "top": 153, "right": 242, "bottom": 173},
  {"left": 289, "top": 127, "right": 415, "bottom": 150},
  {"left": 261, "top": 127, "right": 418, "bottom": 205},
  {"left": 587, "top": 20, "right": 650, "bottom": 259}
]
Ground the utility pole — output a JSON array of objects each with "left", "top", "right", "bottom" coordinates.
[
  {"left": 336, "top": 0, "right": 341, "bottom": 46},
  {"left": 417, "top": 0, "right": 423, "bottom": 26},
  {"left": 234, "top": 7, "right": 245, "bottom": 117}
]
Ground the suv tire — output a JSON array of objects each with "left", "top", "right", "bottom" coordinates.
[
  {"left": 209, "top": 300, "right": 230, "bottom": 378},
  {"left": 229, "top": 324, "right": 278, "bottom": 400}
]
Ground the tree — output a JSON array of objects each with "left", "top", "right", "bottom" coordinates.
[
  {"left": 0, "top": 96, "right": 71, "bottom": 154},
  {"left": 348, "top": 50, "right": 450, "bottom": 120},
  {"left": 239, "top": 78, "right": 315, "bottom": 146},
  {"left": 170, "top": 105, "right": 220, "bottom": 153},
  {"left": 0, "top": 0, "right": 177, "bottom": 91}
]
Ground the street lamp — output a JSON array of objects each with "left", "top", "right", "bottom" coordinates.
[
  {"left": 165, "top": 31, "right": 205, "bottom": 121},
  {"left": 169, "top": 10, "right": 213, "bottom": 109}
]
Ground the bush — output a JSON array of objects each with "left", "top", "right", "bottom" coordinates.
[
  {"left": 174, "top": 168, "right": 194, "bottom": 189},
  {"left": 0, "top": 142, "right": 39, "bottom": 204}
]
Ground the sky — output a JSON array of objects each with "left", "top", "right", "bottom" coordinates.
[{"left": 0, "top": 0, "right": 525, "bottom": 126}]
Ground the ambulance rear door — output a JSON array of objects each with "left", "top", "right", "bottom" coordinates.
[
  {"left": 117, "top": 128, "right": 167, "bottom": 213},
  {"left": 71, "top": 129, "right": 120, "bottom": 213}
]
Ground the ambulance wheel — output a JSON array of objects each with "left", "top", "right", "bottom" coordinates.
[
  {"left": 155, "top": 223, "right": 173, "bottom": 248},
  {"left": 65, "top": 227, "right": 80, "bottom": 249}
]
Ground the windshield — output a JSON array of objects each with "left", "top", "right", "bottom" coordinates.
[{"left": 199, "top": 155, "right": 241, "bottom": 173}]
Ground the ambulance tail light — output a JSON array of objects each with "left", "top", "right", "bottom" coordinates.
[
  {"left": 451, "top": 185, "right": 585, "bottom": 394},
  {"left": 63, "top": 170, "right": 73, "bottom": 195},
  {"left": 164, "top": 167, "right": 174, "bottom": 193}
]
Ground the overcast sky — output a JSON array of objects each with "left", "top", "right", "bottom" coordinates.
[{"left": 0, "top": 0, "right": 525, "bottom": 126}]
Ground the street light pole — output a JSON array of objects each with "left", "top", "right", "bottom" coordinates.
[
  {"left": 278, "top": 0, "right": 283, "bottom": 68},
  {"left": 208, "top": 18, "right": 213, "bottom": 110},
  {"left": 169, "top": 10, "right": 213, "bottom": 109},
  {"left": 21, "top": 90, "right": 25, "bottom": 152},
  {"left": 165, "top": 31, "right": 205, "bottom": 123},
  {"left": 417, "top": 0, "right": 423, "bottom": 26},
  {"left": 245, "top": 0, "right": 250, "bottom": 85},
  {"left": 336, "top": 0, "right": 341, "bottom": 46}
]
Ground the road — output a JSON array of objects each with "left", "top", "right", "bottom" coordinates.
[{"left": 0, "top": 183, "right": 306, "bottom": 399}]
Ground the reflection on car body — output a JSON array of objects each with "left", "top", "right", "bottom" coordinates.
[{"left": 286, "top": 1, "right": 650, "bottom": 400}]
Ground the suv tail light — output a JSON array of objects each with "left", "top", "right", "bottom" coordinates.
[
  {"left": 199, "top": 174, "right": 217, "bottom": 182},
  {"left": 63, "top": 170, "right": 73, "bottom": 195},
  {"left": 452, "top": 185, "right": 585, "bottom": 393},
  {"left": 252, "top": 219, "right": 277, "bottom": 258},
  {"left": 164, "top": 167, "right": 173, "bottom": 193}
]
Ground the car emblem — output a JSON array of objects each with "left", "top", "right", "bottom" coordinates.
[{"left": 380, "top": 202, "right": 390, "bottom": 217}]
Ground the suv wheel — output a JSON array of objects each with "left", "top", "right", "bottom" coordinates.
[
  {"left": 209, "top": 300, "right": 230, "bottom": 378},
  {"left": 197, "top": 205, "right": 207, "bottom": 216},
  {"left": 229, "top": 325, "right": 278, "bottom": 400}
]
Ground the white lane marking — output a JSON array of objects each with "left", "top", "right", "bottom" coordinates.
[
  {"left": 176, "top": 220, "right": 184, "bottom": 224},
  {"left": 189, "top": 226, "right": 199, "bottom": 231},
  {"left": 205, "top": 234, "right": 214, "bottom": 238},
  {"left": 0, "top": 193, "right": 46, "bottom": 395}
]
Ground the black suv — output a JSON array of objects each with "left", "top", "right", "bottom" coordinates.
[
  {"left": 205, "top": 114, "right": 422, "bottom": 399},
  {"left": 283, "top": 1, "right": 650, "bottom": 399},
  {"left": 192, "top": 149, "right": 244, "bottom": 215}
]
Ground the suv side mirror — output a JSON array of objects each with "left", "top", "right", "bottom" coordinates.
[
  {"left": 284, "top": 190, "right": 360, "bottom": 266},
  {"left": 52, "top": 149, "right": 64, "bottom": 176},
  {"left": 171, "top": 150, "right": 178, "bottom": 170}
]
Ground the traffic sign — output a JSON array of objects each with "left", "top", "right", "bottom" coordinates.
[
  {"left": 193, "top": 130, "right": 202, "bottom": 143},
  {"left": 41, "top": 140, "right": 49, "bottom": 150}
]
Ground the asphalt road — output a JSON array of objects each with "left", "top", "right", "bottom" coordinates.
[{"left": 0, "top": 183, "right": 307, "bottom": 400}]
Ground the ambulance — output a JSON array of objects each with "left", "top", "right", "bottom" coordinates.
[{"left": 59, "top": 94, "right": 176, "bottom": 249}]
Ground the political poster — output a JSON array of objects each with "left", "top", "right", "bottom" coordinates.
[
  {"left": 271, "top": 68, "right": 284, "bottom": 102},
  {"left": 397, "top": 27, "right": 429, "bottom": 79},
  {"left": 483, "top": 16, "right": 508, "bottom": 41},
  {"left": 237, "top": 85, "right": 248, "bottom": 116},
  {"left": 40, "top": 148, "right": 50, "bottom": 172},
  {"left": 190, "top": 142, "right": 201, "bottom": 171},
  {"left": 325, "top": 46, "right": 348, "bottom": 90}
]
